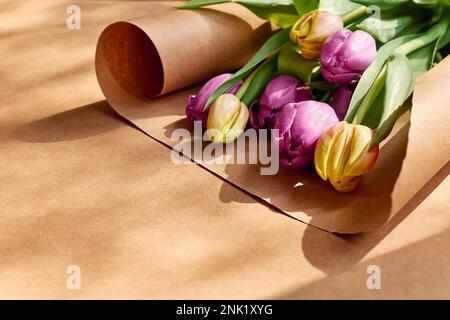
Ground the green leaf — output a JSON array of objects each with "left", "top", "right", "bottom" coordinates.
[
  {"left": 204, "top": 28, "right": 291, "bottom": 110},
  {"left": 294, "top": 0, "right": 318, "bottom": 16},
  {"left": 345, "top": 34, "right": 417, "bottom": 123},
  {"left": 179, "top": 0, "right": 298, "bottom": 28},
  {"left": 319, "top": 0, "right": 363, "bottom": 16},
  {"left": 350, "top": 0, "right": 410, "bottom": 10},
  {"left": 412, "top": 0, "right": 439, "bottom": 4},
  {"left": 357, "top": 9, "right": 432, "bottom": 43},
  {"left": 371, "top": 53, "right": 414, "bottom": 146},
  {"left": 408, "top": 37, "right": 439, "bottom": 77},
  {"left": 240, "top": 1, "right": 299, "bottom": 27},
  {"left": 360, "top": 85, "right": 386, "bottom": 128},
  {"left": 277, "top": 43, "right": 320, "bottom": 83},
  {"left": 395, "top": 20, "right": 448, "bottom": 56},
  {"left": 351, "top": 64, "right": 387, "bottom": 124},
  {"left": 241, "top": 57, "right": 278, "bottom": 105},
  {"left": 308, "top": 81, "right": 338, "bottom": 91},
  {"left": 437, "top": 9, "right": 450, "bottom": 49},
  {"left": 178, "top": 0, "right": 229, "bottom": 8}
]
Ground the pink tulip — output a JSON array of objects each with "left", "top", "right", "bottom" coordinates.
[
  {"left": 273, "top": 101, "right": 339, "bottom": 170},
  {"left": 249, "top": 75, "right": 312, "bottom": 130},
  {"left": 186, "top": 74, "right": 242, "bottom": 125},
  {"left": 320, "top": 29, "right": 376, "bottom": 84}
]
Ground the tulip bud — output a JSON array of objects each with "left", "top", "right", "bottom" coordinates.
[
  {"left": 290, "top": 10, "right": 343, "bottom": 60},
  {"left": 320, "top": 29, "right": 376, "bottom": 84},
  {"left": 274, "top": 101, "right": 339, "bottom": 170},
  {"left": 330, "top": 84, "right": 355, "bottom": 121},
  {"left": 249, "top": 75, "right": 312, "bottom": 130},
  {"left": 314, "top": 121, "right": 379, "bottom": 192},
  {"left": 206, "top": 94, "right": 249, "bottom": 143},
  {"left": 186, "top": 74, "right": 242, "bottom": 126}
]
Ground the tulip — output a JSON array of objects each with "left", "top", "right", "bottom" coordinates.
[
  {"left": 249, "top": 75, "right": 312, "bottom": 130},
  {"left": 186, "top": 73, "right": 241, "bottom": 125},
  {"left": 273, "top": 101, "right": 339, "bottom": 170},
  {"left": 330, "top": 84, "right": 355, "bottom": 121},
  {"left": 290, "top": 9, "right": 343, "bottom": 60},
  {"left": 320, "top": 29, "right": 377, "bottom": 84},
  {"left": 206, "top": 94, "right": 249, "bottom": 143},
  {"left": 314, "top": 121, "right": 379, "bottom": 192}
]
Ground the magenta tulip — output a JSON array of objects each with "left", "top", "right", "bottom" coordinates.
[
  {"left": 320, "top": 29, "right": 376, "bottom": 84},
  {"left": 249, "top": 75, "right": 312, "bottom": 130},
  {"left": 273, "top": 101, "right": 339, "bottom": 170},
  {"left": 185, "top": 74, "right": 242, "bottom": 125},
  {"left": 330, "top": 84, "right": 355, "bottom": 120}
]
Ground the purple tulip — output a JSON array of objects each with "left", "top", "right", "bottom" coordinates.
[
  {"left": 249, "top": 75, "right": 312, "bottom": 130},
  {"left": 330, "top": 84, "right": 355, "bottom": 120},
  {"left": 274, "top": 101, "right": 339, "bottom": 170},
  {"left": 186, "top": 74, "right": 242, "bottom": 125},
  {"left": 320, "top": 29, "right": 376, "bottom": 84}
]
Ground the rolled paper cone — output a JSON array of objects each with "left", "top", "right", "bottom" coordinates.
[{"left": 95, "top": 4, "right": 272, "bottom": 98}]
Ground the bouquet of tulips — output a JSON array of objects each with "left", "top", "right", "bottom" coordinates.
[{"left": 180, "top": 0, "right": 450, "bottom": 192}]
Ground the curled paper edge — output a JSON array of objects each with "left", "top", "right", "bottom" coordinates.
[{"left": 95, "top": 5, "right": 272, "bottom": 97}]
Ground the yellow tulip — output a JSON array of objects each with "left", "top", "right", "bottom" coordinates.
[
  {"left": 290, "top": 9, "right": 343, "bottom": 60},
  {"left": 314, "top": 121, "right": 379, "bottom": 192},
  {"left": 206, "top": 94, "right": 249, "bottom": 143}
]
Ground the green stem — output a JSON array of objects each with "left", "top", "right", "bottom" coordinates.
[
  {"left": 235, "top": 54, "right": 276, "bottom": 100},
  {"left": 277, "top": 43, "right": 319, "bottom": 84},
  {"left": 342, "top": 6, "right": 368, "bottom": 26},
  {"left": 235, "top": 69, "right": 256, "bottom": 100},
  {"left": 352, "top": 64, "right": 387, "bottom": 125},
  {"left": 320, "top": 91, "right": 331, "bottom": 103},
  {"left": 435, "top": 51, "right": 443, "bottom": 63}
]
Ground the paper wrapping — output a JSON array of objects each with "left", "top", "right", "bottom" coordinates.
[
  {"left": 95, "top": 4, "right": 450, "bottom": 233},
  {"left": 2, "top": 0, "right": 450, "bottom": 299},
  {"left": 96, "top": 3, "right": 272, "bottom": 96}
]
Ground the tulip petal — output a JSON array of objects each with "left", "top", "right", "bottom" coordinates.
[
  {"left": 258, "top": 106, "right": 276, "bottom": 129},
  {"left": 315, "top": 121, "right": 379, "bottom": 192},
  {"left": 295, "top": 86, "right": 313, "bottom": 102},
  {"left": 330, "top": 84, "right": 354, "bottom": 120},
  {"left": 252, "top": 76, "right": 312, "bottom": 130},
  {"left": 321, "top": 29, "right": 351, "bottom": 65},
  {"left": 331, "top": 175, "right": 361, "bottom": 192},
  {"left": 341, "top": 31, "right": 377, "bottom": 72},
  {"left": 320, "top": 29, "right": 376, "bottom": 84},
  {"left": 185, "top": 94, "right": 197, "bottom": 119},
  {"left": 328, "top": 122, "right": 353, "bottom": 185},
  {"left": 307, "top": 11, "right": 343, "bottom": 42},
  {"left": 344, "top": 125, "right": 371, "bottom": 172},
  {"left": 314, "top": 121, "right": 346, "bottom": 180},
  {"left": 274, "top": 103, "right": 297, "bottom": 136},
  {"left": 260, "top": 75, "right": 300, "bottom": 110},
  {"left": 321, "top": 67, "right": 362, "bottom": 84},
  {"left": 344, "top": 126, "right": 379, "bottom": 176},
  {"left": 224, "top": 102, "right": 249, "bottom": 143},
  {"left": 207, "top": 94, "right": 242, "bottom": 142},
  {"left": 187, "top": 73, "right": 240, "bottom": 125},
  {"left": 281, "top": 153, "right": 313, "bottom": 170},
  {"left": 248, "top": 100, "right": 261, "bottom": 129},
  {"left": 274, "top": 104, "right": 296, "bottom": 153}
]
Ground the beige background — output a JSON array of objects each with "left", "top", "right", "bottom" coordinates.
[{"left": 0, "top": 0, "right": 449, "bottom": 299}]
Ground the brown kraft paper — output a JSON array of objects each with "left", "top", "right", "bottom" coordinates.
[
  {"left": 95, "top": 3, "right": 272, "bottom": 96},
  {"left": 95, "top": 3, "right": 450, "bottom": 233}
]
